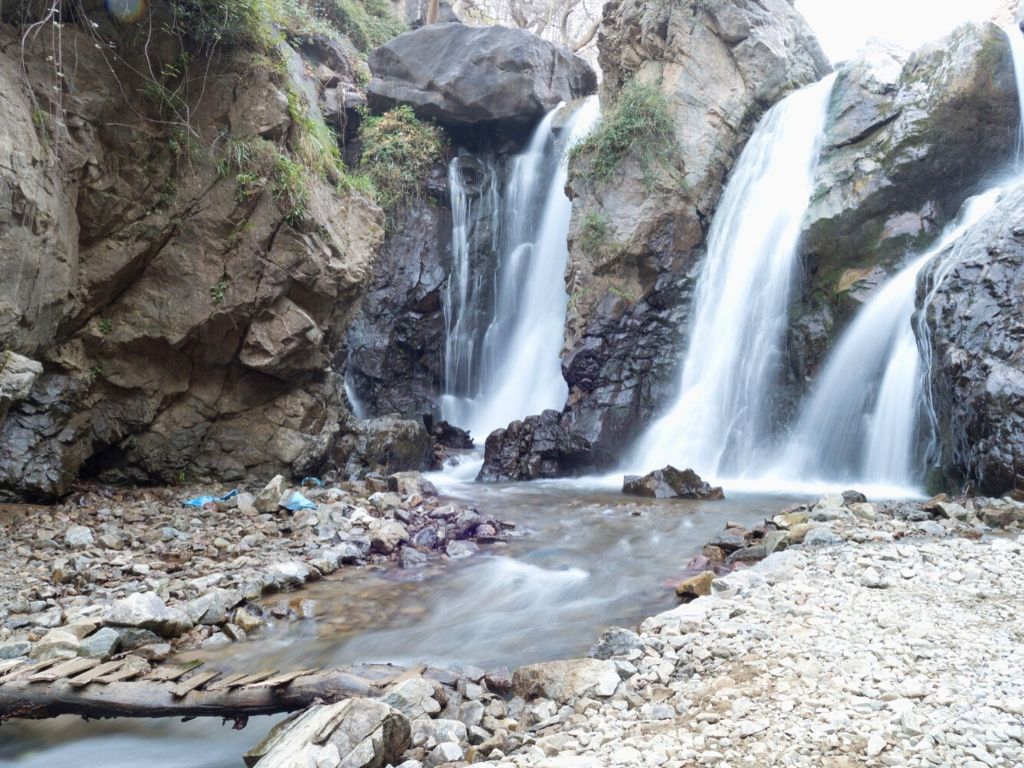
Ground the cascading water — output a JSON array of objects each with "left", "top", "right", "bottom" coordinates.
[
  {"left": 440, "top": 98, "right": 600, "bottom": 440},
  {"left": 629, "top": 75, "right": 837, "bottom": 478},
  {"left": 774, "top": 23, "right": 1024, "bottom": 492},
  {"left": 775, "top": 188, "right": 1005, "bottom": 488}
]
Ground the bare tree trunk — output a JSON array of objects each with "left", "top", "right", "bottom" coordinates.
[
  {"left": 0, "top": 669, "right": 380, "bottom": 720},
  {"left": 426, "top": 0, "right": 439, "bottom": 23}
]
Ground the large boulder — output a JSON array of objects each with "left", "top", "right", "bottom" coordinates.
[
  {"left": 367, "top": 23, "right": 597, "bottom": 126},
  {"left": 559, "top": 0, "right": 831, "bottom": 467},
  {"left": 512, "top": 659, "right": 621, "bottom": 704},
  {"left": 245, "top": 699, "right": 411, "bottom": 768},
  {"left": 788, "top": 23, "right": 1019, "bottom": 390},
  {"left": 0, "top": 16, "right": 383, "bottom": 499},
  {"left": 477, "top": 410, "right": 591, "bottom": 482},
  {"left": 916, "top": 184, "right": 1024, "bottom": 497},
  {"left": 331, "top": 415, "right": 436, "bottom": 478}
]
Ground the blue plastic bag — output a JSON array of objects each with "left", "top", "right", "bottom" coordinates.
[
  {"left": 183, "top": 489, "right": 239, "bottom": 507},
  {"left": 282, "top": 490, "right": 316, "bottom": 511},
  {"left": 301, "top": 476, "right": 324, "bottom": 488}
]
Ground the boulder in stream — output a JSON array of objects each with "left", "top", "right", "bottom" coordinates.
[{"left": 622, "top": 466, "right": 724, "bottom": 500}]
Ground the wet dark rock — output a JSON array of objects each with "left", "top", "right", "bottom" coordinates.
[
  {"left": 477, "top": 410, "right": 592, "bottom": 482},
  {"left": 368, "top": 23, "right": 597, "bottom": 127},
  {"left": 917, "top": 185, "right": 1024, "bottom": 496},
  {"left": 345, "top": 192, "right": 451, "bottom": 421},
  {"left": 424, "top": 416, "right": 474, "bottom": 450},
  {"left": 622, "top": 466, "right": 724, "bottom": 500}
]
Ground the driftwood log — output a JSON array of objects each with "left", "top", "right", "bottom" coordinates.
[{"left": 0, "top": 662, "right": 396, "bottom": 720}]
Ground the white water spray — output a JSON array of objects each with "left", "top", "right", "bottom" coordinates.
[
  {"left": 441, "top": 97, "right": 600, "bottom": 440},
  {"left": 630, "top": 75, "right": 836, "bottom": 478}
]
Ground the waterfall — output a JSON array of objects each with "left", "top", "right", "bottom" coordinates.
[
  {"left": 773, "top": 23, "right": 1024, "bottom": 492},
  {"left": 629, "top": 75, "right": 837, "bottom": 478},
  {"left": 441, "top": 97, "right": 600, "bottom": 440},
  {"left": 775, "top": 188, "right": 1004, "bottom": 487}
]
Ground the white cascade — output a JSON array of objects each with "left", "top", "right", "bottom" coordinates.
[
  {"left": 441, "top": 97, "right": 600, "bottom": 440},
  {"left": 776, "top": 188, "right": 1004, "bottom": 488},
  {"left": 774, "top": 23, "right": 1024, "bottom": 491},
  {"left": 629, "top": 75, "right": 836, "bottom": 477}
]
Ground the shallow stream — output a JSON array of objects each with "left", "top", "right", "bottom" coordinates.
[{"left": 0, "top": 473, "right": 804, "bottom": 767}]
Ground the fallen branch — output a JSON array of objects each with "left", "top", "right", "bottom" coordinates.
[{"left": 0, "top": 667, "right": 386, "bottom": 720}]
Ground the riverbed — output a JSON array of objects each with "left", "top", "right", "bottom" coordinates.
[{"left": 0, "top": 475, "right": 803, "bottom": 767}]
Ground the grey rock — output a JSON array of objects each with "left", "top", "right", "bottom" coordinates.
[
  {"left": 478, "top": 410, "right": 591, "bottom": 482},
  {"left": 103, "top": 592, "right": 193, "bottom": 638},
  {"left": 588, "top": 626, "right": 644, "bottom": 660},
  {"left": 425, "top": 742, "right": 463, "bottom": 767},
  {"left": 381, "top": 677, "right": 441, "bottom": 720},
  {"left": 513, "top": 659, "right": 620, "bottom": 704},
  {"left": 64, "top": 525, "right": 94, "bottom": 549},
  {"left": 445, "top": 540, "right": 478, "bottom": 559},
  {"left": 802, "top": 528, "right": 844, "bottom": 548},
  {"left": 0, "top": 639, "right": 32, "bottom": 659},
  {"left": 78, "top": 627, "right": 122, "bottom": 659},
  {"left": 248, "top": 699, "right": 411, "bottom": 768},
  {"left": 410, "top": 718, "right": 467, "bottom": 748},
  {"left": 622, "top": 466, "right": 724, "bottom": 500},
  {"left": 917, "top": 185, "right": 1024, "bottom": 496},
  {"left": 368, "top": 23, "right": 596, "bottom": 127}
]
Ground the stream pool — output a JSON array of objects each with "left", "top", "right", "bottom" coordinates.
[{"left": 0, "top": 474, "right": 806, "bottom": 767}]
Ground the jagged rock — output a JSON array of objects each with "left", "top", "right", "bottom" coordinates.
[
  {"left": 0, "top": 352, "right": 42, "bottom": 425},
  {"left": 789, "top": 23, "right": 1019, "bottom": 391},
  {"left": 246, "top": 699, "right": 411, "bottom": 768},
  {"left": 622, "top": 466, "right": 724, "bottom": 500},
  {"left": 0, "top": 19, "right": 382, "bottom": 501},
  {"left": 331, "top": 416, "right": 436, "bottom": 478},
  {"left": 380, "top": 677, "right": 442, "bottom": 720},
  {"left": 477, "top": 410, "right": 591, "bottom": 482},
  {"left": 917, "top": 185, "right": 1024, "bottom": 497},
  {"left": 588, "top": 627, "right": 644, "bottom": 660},
  {"left": 78, "top": 627, "right": 122, "bottom": 660},
  {"left": 346, "top": 186, "right": 451, "bottom": 420},
  {"left": 368, "top": 23, "right": 596, "bottom": 126},
  {"left": 513, "top": 659, "right": 620, "bottom": 704},
  {"left": 560, "top": 0, "right": 830, "bottom": 466},
  {"left": 423, "top": 416, "right": 474, "bottom": 450},
  {"left": 102, "top": 592, "right": 192, "bottom": 638}
]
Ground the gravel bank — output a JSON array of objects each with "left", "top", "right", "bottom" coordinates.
[{"left": 475, "top": 496, "right": 1024, "bottom": 768}]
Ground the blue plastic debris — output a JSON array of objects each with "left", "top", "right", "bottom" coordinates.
[
  {"left": 183, "top": 489, "right": 239, "bottom": 508},
  {"left": 282, "top": 490, "right": 316, "bottom": 511},
  {"left": 300, "top": 476, "right": 324, "bottom": 488}
]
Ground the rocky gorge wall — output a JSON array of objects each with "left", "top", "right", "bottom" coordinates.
[{"left": 0, "top": 1, "right": 385, "bottom": 500}]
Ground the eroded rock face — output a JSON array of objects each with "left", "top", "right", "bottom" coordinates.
[
  {"left": 345, "top": 176, "right": 451, "bottom": 420},
  {"left": 477, "top": 410, "right": 591, "bottom": 482},
  {"left": 789, "top": 23, "right": 1019, "bottom": 390},
  {"left": 331, "top": 416, "right": 436, "bottom": 479},
  {"left": 367, "top": 23, "right": 597, "bottom": 126},
  {"left": 559, "top": 0, "right": 831, "bottom": 466},
  {"left": 916, "top": 185, "right": 1024, "bottom": 497},
  {"left": 0, "top": 13, "right": 384, "bottom": 499}
]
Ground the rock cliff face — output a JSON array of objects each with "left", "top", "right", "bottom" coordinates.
[
  {"left": 482, "top": 0, "right": 830, "bottom": 477},
  {"left": 368, "top": 22, "right": 597, "bottom": 126},
  {"left": 0, "top": 6, "right": 383, "bottom": 499},
  {"left": 917, "top": 185, "right": 1024, "bottom": 498},
  {"left": 787, "top": 23, "right": 1020, "bottom": 393},
  {"left": 345, "top": 173, "right": 452, "bottom": 419}
]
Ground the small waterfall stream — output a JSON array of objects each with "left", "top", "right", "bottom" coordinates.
[
  {"left": 774, "top": 23, "right": 1024, "bottom": 492},
  {"left": 775, "top": 188, "right": 1005, "bottom": 489},
  {"left": 441, "top": 98, "right": 600, "bottom": 440},
  {"left": 629, "top": 75, "right": 837, "bottom": 478}
]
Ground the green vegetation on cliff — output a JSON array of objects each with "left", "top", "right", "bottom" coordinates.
[
  {"left": 569, "top": 80, "right": 676, "bottom": 184},
  {"left": 357, "top": 105, "right": 447, "bottom": 217}
]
